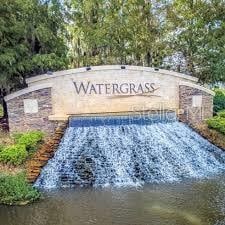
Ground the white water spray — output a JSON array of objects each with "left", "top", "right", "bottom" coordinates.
[{"left": 35, "top": 117, "right": 225, "bottom": 189}]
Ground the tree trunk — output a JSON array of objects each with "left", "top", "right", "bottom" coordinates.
[
  {"left": 0, "top": 89, "right": 8, "bottom": 118},
  {"left": 2, "top": 98, "right": 8, "bottom": 118},
  {"left": 0, "top": 88, "right": 9, "bottom": 131},
  {"left": 146, "top": 52, "right": 152, "bottom": 67}
]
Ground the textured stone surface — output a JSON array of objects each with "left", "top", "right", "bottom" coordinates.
[
  {"left": 17, "top": 66, "right": 200, "bottom": 117},
  {"left": 26, "top": 122, "right": 67, "bottom": 183},
  {"left": 7, "top": 88, "right": 58, "bottom": 135},
  {"left": 179, "top": 85, "right": 213, "bottom": 124},
  {"left": 5, "top": 67, "right": 214, "bottom": 133}
]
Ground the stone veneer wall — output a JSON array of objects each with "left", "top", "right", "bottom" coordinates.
[
  {"left": 6, "top": 85, "right": 214, "bottom": 134},
  {"left": 179, "top": 85, "right": 213, "bottom": 125},
  {"left": 6, "top": 88, "right": 58, "bottom": 135},
  {"left": 27, "top": 122, "right": 68, "bottom": 183}
]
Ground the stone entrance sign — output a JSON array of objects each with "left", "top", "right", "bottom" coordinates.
[{"left": 5, "top": 65, "right": 214, "bottom": 134}]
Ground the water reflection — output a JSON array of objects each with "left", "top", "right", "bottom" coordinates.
[
  {"left": 150, "top": 205, "right": 202, "bottom": 225},
  {"left": 1, "top": 176, "right": 225, "bottom": 225}
]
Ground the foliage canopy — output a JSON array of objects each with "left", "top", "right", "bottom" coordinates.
[
  {"left": 0, "top": 0, "right": 68, "bottom": 94},
  {"left": 1, "top": 0, "right": 225, "bottom": 101}
]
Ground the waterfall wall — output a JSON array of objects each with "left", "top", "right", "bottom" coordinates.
[{"left": 35, "top": 114, "right": 225, "bottom": 189}]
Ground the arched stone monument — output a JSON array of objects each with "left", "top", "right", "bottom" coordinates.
[{"left": 4, "top": 65, "right": 214, "bottom": 134}]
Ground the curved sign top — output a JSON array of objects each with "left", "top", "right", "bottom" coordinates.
[{"left": 5, "top": 65, "right": 214, "bottom": 134}]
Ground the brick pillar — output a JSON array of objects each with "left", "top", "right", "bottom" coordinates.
[
  {"left": 179, "top": 85, "right": 214, "bottom": 125},
  {"left": 6, "top": 88, "right": 59, "bottom": 135}
]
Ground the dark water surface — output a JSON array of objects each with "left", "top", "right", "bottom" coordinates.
[{"left": 1, "top": 176, "right": 225, "bottom": 225}]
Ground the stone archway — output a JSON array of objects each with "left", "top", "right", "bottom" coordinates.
[{"left": 4, "top": 65, "right": 214, "bottom": 135}]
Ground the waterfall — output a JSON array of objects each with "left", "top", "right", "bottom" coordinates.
[{"left": 35, "top": 114, "right": 225, "bottom": 189}]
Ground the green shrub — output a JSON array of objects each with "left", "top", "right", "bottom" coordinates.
[
  {"left": 218, "top": 110, "right": 225, "bottom": 118},
  {"left": 214, "top": 89, "right": 225, "bottom": 113},
  {"left": 0, "top": 173, "right": 40, "bottom": 205},
  {"left": 14, "top": 131, "right": 44, "bottom": 152},
  {"left": 207, "top": 116, "right": 225, "bottom": 135},
  {"left": 0, "top": 144, "right": 28, "bottom": 165}
]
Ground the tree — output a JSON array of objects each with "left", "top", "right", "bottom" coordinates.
[
  {"left": 0, "top": 0, "right": 69, "bottom": 117},
  {"left": 165, "top": 0, "right": 225, "bottom": 83},
  {"left": 67, "top": 0, "right": 167, "bottom": 68},
  {"left": 1, "top": 0, "right": 225, "bottom": 107}
]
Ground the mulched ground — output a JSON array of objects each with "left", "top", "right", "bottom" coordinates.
[{"left": 192, "top": 123, "right": 225, "bottom": 150}]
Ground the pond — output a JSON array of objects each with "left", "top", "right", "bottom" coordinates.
[{"left": 1, "top": 176, "right": 225, "bottom": 225}]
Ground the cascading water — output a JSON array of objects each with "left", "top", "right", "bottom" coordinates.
[{"left": 35, "top": 113, "right": 225, "bottom": 189}]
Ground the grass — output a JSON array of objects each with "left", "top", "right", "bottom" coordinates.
[
  {"left": 0, "top": 131, "right": 42, "bottom": 205},
  {"left": 0, "top": 173, "right": 40, "bottom": 205},
  {"left": 0, "top": 144, "right": 28, "bottom": 166},
  {"left": 0, "top": 131, "right": 44, "bottom": 166},
  {"left": 0, "top": 131, "right": 25, "bottom": 174},
  {"left": 0, "top": 131, "right": 43, "bottom": 205}
]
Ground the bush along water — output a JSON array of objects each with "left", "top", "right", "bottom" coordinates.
[
  {"left": 213, "top": 89, "right": 225, "bottom": 113},
  {"left": 0, "top": 144, "right": 28, "bottom": 166},
  {"left": 0, "top": 173, "right": 40, "bottom": 205},
  {"left": 207, "top": 110, "right": 225, "bottom": 135},
  {"left": 13, "top": 131, "right": 44, "bottom": 152},
  {"left": 206, "top": 89, "right": 225, "bottom": 135},
  {"left": 0, "top": 131, "right": 44, "bottom": 205},
  {"left": 0, "top": 131, "right": 44, "bottom": 165}
]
